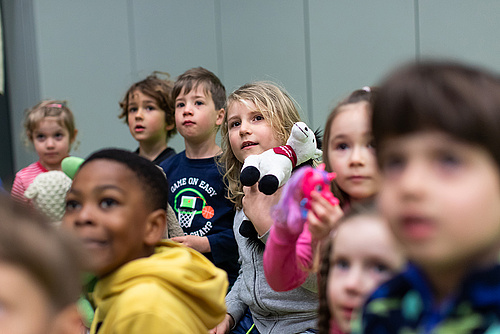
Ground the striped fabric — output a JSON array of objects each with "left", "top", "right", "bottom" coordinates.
[{"left": 11, "top": 161, "right": 48, "bottom": 204}]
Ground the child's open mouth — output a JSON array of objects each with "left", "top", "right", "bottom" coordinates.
[
  {"left": 82, "top": 238, "right": 108, "bottom": 249},
  {"left": 241, "top": 141, "right": 257, "bottom": 149},
  {"left": 400, "top": 215, "right": 435, "bottom": 240}
]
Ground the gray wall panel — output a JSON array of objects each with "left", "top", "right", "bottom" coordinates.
[
  {"left": 419, "top": 0, "right": 500, "bottom": 72},
  {"left": 4, "top": 1, "right": 500, "bottom": 176},
  {"left": 220, "top": 0, "right": 310, "bottom": 122},
  {"left": 33, "top": 0, "right": 136, "bottom": 159},
  {"left": 309, "top": 0, "right": 416, "bottom": 131}
]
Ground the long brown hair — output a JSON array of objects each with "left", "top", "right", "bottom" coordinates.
[{"left": 323, "top": 88, "right": 377, "bottom": 207}]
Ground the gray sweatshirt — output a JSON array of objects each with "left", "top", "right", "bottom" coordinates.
[{"left": 226, "top": 210, "right": 318, "bottom": 333}]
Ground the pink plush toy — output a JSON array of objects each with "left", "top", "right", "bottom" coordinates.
[{"left": 272, "top": 163, "right": 339, "bottom": 236}]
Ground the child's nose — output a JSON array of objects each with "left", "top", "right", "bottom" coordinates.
[
  {"left": 349, "top": 146, "right": 365, "bottom": 166},
  {"left": 135, "top": 108, "right": 144, "bottom": 119},
  {"left": 46, "top": 137, "right": 56, "bottom": 148},
  {"left": 183, "top": 104, "right": 194, "bottom": 116},
  {"left": 399, "top": 161, "right": 426, "bottom": 198},
  {"left": 344, "top": 266, "right": 366, "bottom": 295},
  {"left": 74, "top": 205, "right": 95, "bottom": 226},
  {"left": 239, "top": 122, "right": 251, "bottom": 135}
]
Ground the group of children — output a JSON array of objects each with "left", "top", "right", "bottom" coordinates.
[{"left": 5, "top": 59, "right": 500, "bottom": 334}]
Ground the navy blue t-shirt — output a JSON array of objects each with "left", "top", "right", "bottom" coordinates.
[{"left": 160, "top": 151, "right": 239, "bottom": 286}]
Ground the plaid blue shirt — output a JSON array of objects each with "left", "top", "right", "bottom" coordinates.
[{"left": 358, "top": 262, "right": 500, "bottom": 333}]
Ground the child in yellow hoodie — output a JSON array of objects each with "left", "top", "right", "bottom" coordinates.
[{"left": 62, "top": 148, "right": 228, "bottom": 333}]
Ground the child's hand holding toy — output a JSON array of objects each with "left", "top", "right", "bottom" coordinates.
[{"left": 272, "top": 164, "right": 339, "bottom": 240}]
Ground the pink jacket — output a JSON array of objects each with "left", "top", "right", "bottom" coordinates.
[{"left": 263, "top": 222, "right": 315, "bottom": 292}]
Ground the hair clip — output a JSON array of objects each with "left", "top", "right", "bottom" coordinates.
[
  {"left": 362, "top": 86, "right": 371, "bottom": 92},
  {"left": 46, "top": 103, "right": 62, "bottom": 108}
]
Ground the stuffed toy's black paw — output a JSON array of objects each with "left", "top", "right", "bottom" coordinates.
[
  {"left": 258, "top": 175, "right": 279, "bottom": 195},
  {"left": 240, "top": 166, "right": 260, "bottom": 187}
]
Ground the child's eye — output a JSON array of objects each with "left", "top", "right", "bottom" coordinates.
[
  {"left": 229, "top": 121, "right": 241, "bottom": 129},
  {"left": 333, "top": 258, "right": 350, "bottom": 270},
  {"left": 65, "top": 200, "right": 81, "bottom": 211},
  {"left": 146, "top": 105, "right": 156, "bottom": 111},
  {"left": 195, "top": 101, "right": 204, "bottom": 106},
  {"left": 335, "top": 143, "right": 349, "bottom": 150},
  {"left": 253, "top": 114, "right": 265, "bottom": 122},
  {"left": 100, "top": 198, "right": 118, "bottom": 209},
  {"left": 371, "top": 262, "right": 390, "bottom": 274},
  {"left": 176, "top": 102, "right": 185, "bottom": 109},
  {"left": 35, "top": 134, "right": 46, "bottom": 141},
  {"left": 54, "top": 133, "right": 65, "bottom": 140},
  {"left": 382, "top": 154, "right": 406, "bottom": 174},
  {"left": 437, "top": 152, "right": 461, "bottom": 169},
  {"left": 128, "top": 107, "right": 138, "bottom": 113}
]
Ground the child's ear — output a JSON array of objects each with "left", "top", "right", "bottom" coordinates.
[
  {"left": 216, "top": 108, "right": 225, "bottom": 126},
  {"left": 51, "top": 304, "right": 84, "bottom": 334},
  {"left": 143, "top": 209, "right": 167, "bottom": 246},
  {"left": 70, "top": 129, "right": 78, "bottom": 144},
  {"left": 165, "top": 122, "right": 175, "bottom": 131}
]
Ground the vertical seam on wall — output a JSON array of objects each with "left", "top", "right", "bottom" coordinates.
[
  {"left": 127, "top": 0, "right": 137, "bottom": 78},
  {"left": 214, "top": 0, "right": 224, "bottom": 81},
  {"left": 303, "top": 0, "right": 313, "bottom": 124},
  {"left": 414, "top": 0, "right": 420, "bottom": 61}
]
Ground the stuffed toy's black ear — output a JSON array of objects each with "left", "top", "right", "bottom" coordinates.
[{"left": 240, "top": 166, "right": 260, "bottom": 187}]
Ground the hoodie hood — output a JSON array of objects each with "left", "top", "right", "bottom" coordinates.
[{"left": 92, "top": 240, "right": 228, "bottom": 333}]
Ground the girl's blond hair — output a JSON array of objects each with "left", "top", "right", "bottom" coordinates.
[
  {"left": 220, "top": 81, "right": 302, "bottom": 209},
  {"left": 23, "top": 100, "right": 77, "bottom": 147}
]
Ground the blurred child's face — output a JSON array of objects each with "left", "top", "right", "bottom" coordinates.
[
  {"left": 62, "top": 159, "right": 155, "bottom": 278},
  {"left": 174, "top": 85, "right": 224, "bottom": 142},
  {"left": 0, "top": 261, "right": 57, "bottom": 334},
  {"left": 327, "top": 215, "right": 404, "bottom": 333},
  {"left": 127, "top": 90, "right": 173, "bottom": 145},
  {"left": 327, "top": 102, "right": 381, "bottom": 202},
  {"left": 378, "top": 130, "right": 500, "bottom": 278},
  {"left": 227, "top": 100, "right": 282, "bottom": 163},
  {"left": 32, "top": 117, "right": 74, "bottom": 171}
]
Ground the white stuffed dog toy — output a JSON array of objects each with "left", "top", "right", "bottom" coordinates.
[{"left": 240, "top": 122, "right": 322, "bottom": 195}]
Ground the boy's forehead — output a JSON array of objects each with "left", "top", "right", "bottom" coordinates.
[
  {"left": 129, "top": 89, "right": 155, "bottom": 101},
  {"left": 75, "top": 159, "right": 140, "bottom": 187},
  {"left": 179, "top": 82, "right": 211, "bottom": 98}
]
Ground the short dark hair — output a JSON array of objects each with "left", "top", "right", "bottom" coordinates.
[
  {"left": 0, "top": 197, "right": 85, "bottom": 311},
  {"left": 172, "top": 67, "right": 226, "bottom": 110},
  {"left": 119, "top": 73, "right": 176, "bottom": 140},
  {"left": 81, "top": 148, "right": 169, "bottom": 211},
  {"left": 372, "top": 60, "right": 500, "bottom": 169}
]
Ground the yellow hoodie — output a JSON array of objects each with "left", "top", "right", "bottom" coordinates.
[{"left": 90, "top": 240, "right": 228, "bottom": 334}]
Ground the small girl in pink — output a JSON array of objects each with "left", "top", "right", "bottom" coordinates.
[
  {"left": 263, "top": 88, "right": 379, "bottom": 292},
  {"left": 11, "top": 100, "right": 78, "bottom": 204}
]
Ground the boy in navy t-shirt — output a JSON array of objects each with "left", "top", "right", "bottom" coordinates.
[{"left": 160, "top": 67, "right": 238, "bottom": 286}]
